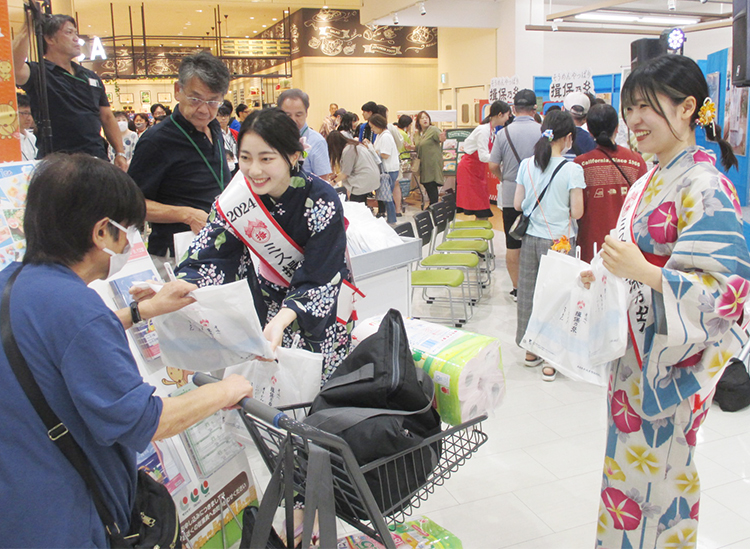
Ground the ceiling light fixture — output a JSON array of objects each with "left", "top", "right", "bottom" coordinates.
[
  {"left": 574, "top": 12, "right": 699, "bottom": 26},
  {"left": 419, "top": 2, "right": 426, "bottom": 16},
  {"left": 393, "top": 12, "right": 399, "bottom": 25},
  {"left": 667, "top": 0, "right": 676, "bottom": 10}
]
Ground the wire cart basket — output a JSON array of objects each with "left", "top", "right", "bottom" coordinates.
[{"left": 194, "top": 373, "right": 487, "bottom": 549}]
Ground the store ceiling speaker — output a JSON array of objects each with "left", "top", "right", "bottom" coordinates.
[
  {"left": 733, "top": 0, "right": 750, "bottom": 87},
  {"left": 630, "top": 38, "right": 666, "bottom": 70}
]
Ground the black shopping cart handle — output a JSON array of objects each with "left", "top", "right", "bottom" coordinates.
[{"left": 193, "top": 372, "right": 290, "bottom": 428}]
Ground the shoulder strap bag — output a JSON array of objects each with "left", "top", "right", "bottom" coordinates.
[
  {"left": 508, "top": 160, "right": 567, "bottom": 240},
  {"left": 503, "top": 126, "right": 522, "bottom": 164},
  {"left": 598, "top": 148, "right": 632, "bottom": 186},
  {"left": 0, "top": 267, "right": 180, "bottom": 549}
]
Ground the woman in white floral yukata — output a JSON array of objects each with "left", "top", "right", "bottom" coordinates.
[
  {"left": 581, "top": 55, "right": 750, "bottom": 548},
  {"left": 177, "top": 108, "right": 351, "bottom": 384}
]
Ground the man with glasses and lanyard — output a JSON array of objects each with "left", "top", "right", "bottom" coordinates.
[
  {"left": 128, "top": 51, "right": 231, "bottom": 273},
  {"left": 12, "top": 13, "right": 127, "bottom": 168}
]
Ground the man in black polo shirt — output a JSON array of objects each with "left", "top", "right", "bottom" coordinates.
[
  {"left": 13, "top": 14, "right": 126, "bottom": 169},
  {"left": 128, "top": 51, "right": 230, "bottom": 264}
]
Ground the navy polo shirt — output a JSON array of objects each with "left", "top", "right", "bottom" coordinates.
[
  {"left": 128, "top": 104, "right": 230, "bottom": 256},
  {"left": 20, "top": 60, "right": 109, "bottom": 159}
]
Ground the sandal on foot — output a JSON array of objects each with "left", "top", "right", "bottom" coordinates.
[
  {"left": 524, "top": 354, "right": 544, "bottom": 368},
  {"left": 542, "top": 366, "right": 557, "bottom": 382}
]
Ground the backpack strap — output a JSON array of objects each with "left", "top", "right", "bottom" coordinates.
[
  {"left": 525, "top": 159, "right": 568, "bottom": 218},
  {"left": 304, "top": 367, "right": 434, "bottom": 434}
]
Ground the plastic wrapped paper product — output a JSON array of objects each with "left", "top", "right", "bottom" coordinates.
[
  {"left": 342, "top": 201, "right": 404, "bottom": 256},
  {"left": 337, "top": 516, "right": 462, "bottom": 548},
  {"left": 352, "top": 316, "right": 504, "bottom": 426}
]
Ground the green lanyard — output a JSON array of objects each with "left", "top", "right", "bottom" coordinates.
[
  {"left": 62, "top": 71, "right": 89, "bottom": 85},
  {"left": 170, "top": 114, "right": 225, "bottom": 191}
]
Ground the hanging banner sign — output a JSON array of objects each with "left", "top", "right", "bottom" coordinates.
[
  {"left": 549, "top": 68, "right": 595, "bottom": 101},
  {"left": 489, "top": 75, "right": 519, "bottom": 104}
]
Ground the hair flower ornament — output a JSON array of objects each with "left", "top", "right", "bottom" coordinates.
[
  {"left": 542, "top": 129, "right": 554, "bottom": 141},
  {"left": 697, "top": 97, "right": 717, "bottom": 130}
]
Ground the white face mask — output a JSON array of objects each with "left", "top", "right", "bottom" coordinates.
[
  {"left": 103, "top": 219, "right": 138, "bottom": 278},
  {"left": 117, "top": 120, "right": 129, "bottom": 132}
]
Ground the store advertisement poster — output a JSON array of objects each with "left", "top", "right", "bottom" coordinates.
[
  {"left": 90, "top": 251, "right": 258, "bottom": 549},
  {"left": 549, "top": 68, "right": 595, "bottom": 101},
  {"left": 0, "top": 2, "right": 22, "bottom": 162},
  {"left": 442, "top": 129, "right": 473, "bottom": 176},
  {"left": 0, "top": 161, "right": 35, "bottom": 270},
  {"left": 489, "top": 75, "right": 519, "bottom": 104}
]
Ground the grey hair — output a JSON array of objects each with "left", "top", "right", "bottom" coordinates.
[
  {"left": 178, "top": 51, "right": 230, "bottom": 95},
  {"left": 278, "top": 88, "right": 310, "bottom": 111}
]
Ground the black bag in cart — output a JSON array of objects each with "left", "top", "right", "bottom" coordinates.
[{"left": 304, "top": 309, "right": 442, "bottom": 517}]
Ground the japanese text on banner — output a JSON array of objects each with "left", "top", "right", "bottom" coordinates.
[
  {"left": 549, "top": 69, "right": 595, "bottom": 101},
  {"left": 489, "top": 75, "right": 520, "bottom": 104}
]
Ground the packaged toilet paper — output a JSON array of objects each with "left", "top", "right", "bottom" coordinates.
[{"left": 352, "top": 316, "right": 505, "bottom": 426}]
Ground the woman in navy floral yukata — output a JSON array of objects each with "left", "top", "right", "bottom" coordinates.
[{"left": 176, "top": 108, "right": 351, "bottom": 383}]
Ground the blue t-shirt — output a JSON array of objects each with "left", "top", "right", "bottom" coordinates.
[
  {"left": 0, "top": 263, "right": 162, "bottom": 548},
  {"left": 518, "top": 157, "right": 586, "bottom": 240},
  {"left": 301, "top": 124, "right": 332, "bottom": 176}
]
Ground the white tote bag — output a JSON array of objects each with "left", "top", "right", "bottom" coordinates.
[
  {"left": 153, "top": 280, "right": 275, "bottom": 371},
  {"left": 224, "top": 346, "right": 323, "bottom": 408},
  {"left": 521, "top": 251, "right": 628, "bottom": 385}
]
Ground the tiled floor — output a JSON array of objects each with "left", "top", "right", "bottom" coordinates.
[{"left": 245, "top": 202, "right": 750, "bottom": 548}]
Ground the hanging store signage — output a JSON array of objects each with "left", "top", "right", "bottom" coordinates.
[
  {"left": 489, "top": 76, "right": 519, "bottom": 104},
  {"left": 549, "top": 68, "right": 595, "bottom": 101},
  {"left": 284, "top": 9, "right": 437, "bottom": 59}
]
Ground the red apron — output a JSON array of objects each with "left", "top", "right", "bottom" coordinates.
[{"left": 456, "top": 133, "right": 492, "bottom": 212}]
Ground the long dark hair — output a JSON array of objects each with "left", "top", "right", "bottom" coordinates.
[
  {"left": 327, "top": 130, "right": 362, "bottom": 169},
  {"left": 621, "top": 54, "right": 737, "bottom": 171},
  {"left": 238, "top": 108, "right": 304, "bottom": 172},
  {"left": 588, "top": 103, "right": 619, "bottom": 152},
  {"left": 481, "top": 100, "right": 510, "bottom": 124},
  {"left": 534, "top": 110, "right": 575, "bottom": 171}
]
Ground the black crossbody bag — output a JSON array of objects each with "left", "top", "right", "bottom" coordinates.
[
  {"left": 1, "top": 267, "right": 181, "bottom": 549},
  {"left": 509, "top": 160, "right": 567, "bottom": 240}
]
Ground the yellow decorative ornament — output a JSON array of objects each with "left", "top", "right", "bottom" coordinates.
[
  {"left": 0, "top": 102, "right": 19, "bottom": 139},
  {"left": 697, "top": 97, "right": 717, "bottom": 130},
  {"left": 0, "top": 61, "right": 12, "bottom": 82}
]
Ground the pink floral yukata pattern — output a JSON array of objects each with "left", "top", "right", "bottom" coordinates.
[{"left": 597, "top": 147, "right": 750, "bottom": 549}]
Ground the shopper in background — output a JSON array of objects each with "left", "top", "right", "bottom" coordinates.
[
  {"left": 108, "top": 110, "right": 138, "bottom": 166},
  {"left": 217, "top": 103, "right": 240, "bottom": 176},
  {"left": 415, "top": 110, "right": 445, "bottom": 206},
  {"left": 327, "top": 130, "right": 380, "bottom": 203},
  {"left": 277, "top": 88, "right": 332, "bottom": 179},
  {"left": 338, "top": 111, "right": 359, "bottom": 139},
  {"left": 574, "top": 103, "right": 647, "bottom": 262},
  {"left": 235, "top": 103, "right": 251, "bottom": 125},
  {"left": 177, "top": 107, "right": 351, "bottom": 383},
  {"left": 0, "top": 153, "right": 253, "bottom": 548},
  {"left": 369, "top": 113, "right": 399, "bottom": 223},
  {"left": 579, "top": 54, "right": 750, "bottom": 549},
  {"left": 396, "top": 114, "right": 416, "bottom": 211},
  {"left": 221, "top": 99, "right": 241, "bottom": 131},
  {"left": 358, "top": 100, "right": 378, "bottom": 143},
  {"left": 563, "top": 92, "right": 595, "bottom": 157},
  {"left": 150, "top": 103, "right": 171, "bottom": 124},
  {"left": 456, "top": 100, "right": 511, "bottom": 220},
  {"left": 133, "top": 112, "right": 150, "bottom": 137},
  {"left": 514, "top": 110, "right": 585, "bottom": 381},
  {"left": 16, "top": 93, "right": 37, "bottom": 161},
  {"left": 489, "top": 89, "right": 541, "bottom": 301},
  {"left": 319, "top": 102, "right": 339, "bottom": 138}
]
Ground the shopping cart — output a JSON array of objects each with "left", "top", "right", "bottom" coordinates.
[{"left": 194, "top": 373, "right": 488, "bottom": 549}]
